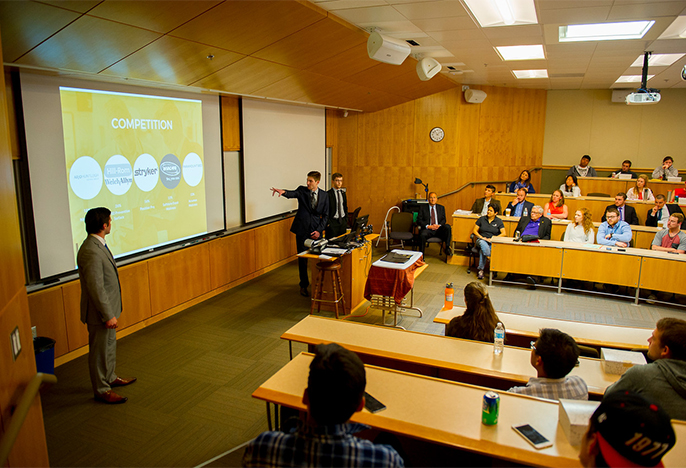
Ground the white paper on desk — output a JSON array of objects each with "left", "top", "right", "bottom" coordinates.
[
  {"left": 321, "top": 248, "right": 348, "bottom": 255},
  {"left": 454, "top": 210, "right": 473, "bottom": 215},
  {"left": 318, "top": 254, "right": 333, "bottom": 260}
]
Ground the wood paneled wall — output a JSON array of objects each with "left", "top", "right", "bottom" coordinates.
[
  {"left": 27, "top": 218, "right": 297, "bottom": 362},
  {"left": 0, "top": 28, "right": 50, "bottom": 466},
  {"left": 334, "top": 86, "right": 547, "bottom": 232}
]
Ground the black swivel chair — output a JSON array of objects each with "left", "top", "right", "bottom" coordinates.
[{"left": 387, "top": 211, "right": 414, "bottom": 251}]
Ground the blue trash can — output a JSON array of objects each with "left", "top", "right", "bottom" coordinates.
[{"left": 33, "top": 337, "right": 56, "bottom": 374}]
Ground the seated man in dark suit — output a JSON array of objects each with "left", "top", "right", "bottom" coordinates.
[
  {"left": 505, "top": 188, "right": 534, "bottom": 217},
  {"left": 646, "top": 194, "right": 685, "bottom": 228},
  {"left": 243, "top": 343, "right": 405, "bottom": 467},
  {"left": 470, "top": 184, "right": 501, "bottom": 216},
  {"left": 601, "top": 192, "right": 639, "bottom": 225},
  {"left": 514, "top": 205, "right": 552, "bottom": 239},
  {"left": 417, "top": 192, "right": 453, "bottom": 258}
]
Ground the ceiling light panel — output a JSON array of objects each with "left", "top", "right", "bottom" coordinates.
[
  {"left": 513, "top": 69, "right": 548, "bottom": 79},
  {"left": 629, "top": 54, "right": 685, "bottom": 68},
  {"left": 559, "top": 20, "right": 655, "bottom": 42},
  {"left": 463, "top": 0, "right": 537, "bottom": 28},
  {"left": 615, "top": 75, "right": 654, "bottom": 83},
  {"left": 496, "top": 44, "right": 545, "bottom": 60}
]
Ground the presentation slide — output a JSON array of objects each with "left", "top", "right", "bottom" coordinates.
[{"left": 60, "top": 87, "right": 208, "bottom": 261}]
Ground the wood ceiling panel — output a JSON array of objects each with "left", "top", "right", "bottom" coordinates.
[
  {"left": 305, "top": 43, "right": 379, "bottom": 80},
  {"left": 16, "top": 15, "right": 161, "bottom": 73},
  {"left": 343, "top": 59, "right": 418, "bottom": 88},
  {"left": 0, "top": 1, "right": 81, "bottom": 62},
  {"left": 192, "top": 57, "right": 298, "bottom": 95},
  {"left": 253, "top": 17, "right": 366, "bottom": 69},
  {"left": 88, "top": 0, "right": 222, "bottom": 34},
  {"left": 101, "top": 36, "right": 245, "bottom": 86},
  {"left": 170, "top": 0, "right": 325, "bottom": 55}
]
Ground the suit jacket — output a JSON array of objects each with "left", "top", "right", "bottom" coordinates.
[
  {"left": 515, "top": 216, "right": 552, "bottom": 240},
  {"left": 77, "top": 235, "right": 122, "bottom": 325},
  {"left": 470, "top": 197, "right": 502, "bottom": 216},
  {"left": 283, "top": 186, "right": 329, "bottom": 237},
  {"left": 327, "top": 188, "right": 348, "bottom": 221},
  {"left": 417, "top": 203, "right": 447, "bottom": 228},
  {"left": 646, "top": 204, "right": 685, "bottom": 228},
  {"left": 601, "top": 204, "right": 639, "bottom": 225},
  {"left": 505, "top": 200, "right": 534, "bottom": 217}
]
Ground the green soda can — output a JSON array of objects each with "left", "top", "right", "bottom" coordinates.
[{"left": 482, "top": 391, "right": 500, "bottom": 425}]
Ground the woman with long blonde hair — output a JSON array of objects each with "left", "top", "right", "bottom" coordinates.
[
  {"left": 626, "top": 174, "right": 655, "bottom": 201},
  {"left": 564, "top": 208, "right": 594, "bottom": 243},
  {"left": 446, "top": 282, "right": 501, "bottom": 343}
]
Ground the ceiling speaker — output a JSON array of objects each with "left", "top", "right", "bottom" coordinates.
[
  {"left": 416, "top": 57, "right": 441, "bottom": 81},
  {"left": 367, "top": 32, "right": 411, "bottom": 65},
  {"left": 464, "top": 89, "right": 487, "bottom": 104}
]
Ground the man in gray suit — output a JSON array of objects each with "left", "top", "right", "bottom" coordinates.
[{"left": 78, "top": 207, "right": 136, "bottom": 404}]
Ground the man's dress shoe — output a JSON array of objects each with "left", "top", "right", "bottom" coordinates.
[
  {"left": 95, "top": 390, "right": 128, "bottom": 404},
  {"left": 300, "top": 287, "right": 309, "bottom": 297},
  {"left": 110, "top": 377, "right": 137, "bottom": 387}
]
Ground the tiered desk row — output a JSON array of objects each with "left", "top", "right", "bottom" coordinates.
[{"left": 249, "top": 316, "right": 686, "bottom": 467}]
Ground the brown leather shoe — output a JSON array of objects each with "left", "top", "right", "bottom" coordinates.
[
  {"left": 95, "top": 390, "right": 128, "bottom": 404},
  {"left": 110, "top": 377, "right": 137, "bottom": 387}
]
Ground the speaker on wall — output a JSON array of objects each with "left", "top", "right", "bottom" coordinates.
[
  {"left": 416, "top": 57, "right": 442, "bottom": 81},
  {"left": 464, "top": 89, "right": 487, "bottom": 104},
  {"left": 367, "top": 32, "right": 411, "bottom": 65}
]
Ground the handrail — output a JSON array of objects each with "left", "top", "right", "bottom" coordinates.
[
  {"left": 439, "top": 167, "right": 542, "bottom": 199},
  {"left": 0, "top": 372, "right": 57, "bottom": 467}
]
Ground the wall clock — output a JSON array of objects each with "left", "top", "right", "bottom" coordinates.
[{"left": 430, "top": 127, "right": 444, "bottom": 142}]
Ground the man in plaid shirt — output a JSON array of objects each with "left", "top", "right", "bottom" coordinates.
[
  {"left": 243, "top": 343, "right": 404, "bottom": 467},
  {"left": 508, "top": 328, "right": 588, "bottom": 400}
]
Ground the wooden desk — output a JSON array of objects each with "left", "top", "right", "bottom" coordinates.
[
  {"left": 578, "top": 177, "right": 683, "bottom": 199},
  {"left": 434, "top": 307, "right": 650, "bottom": 351},
  {"left": 281, "top": 316, "right": 618, "bottom": 398},
  {"left": 252, "top": 353, "right": 686, "bottom": 468},
  {"left": 490, "top": 237, "right": 686, "bottom": 302}
]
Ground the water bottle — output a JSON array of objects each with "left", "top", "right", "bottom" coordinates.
[
  {"left": 444, "top": 282, "right": 454, "bottom": 310},
  {"left": 494, "top": 322, "right": 505, "bottom": 355},
  {"left": 523, "top": 208, "right": 528, "bottom": 217}
]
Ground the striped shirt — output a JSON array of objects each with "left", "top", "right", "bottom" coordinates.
[
  {"left": 243, "top": 422, "right": 404, "bottom": 467},
  {"left": 508, "top": 375, "right": 589, "bottom": 400}
]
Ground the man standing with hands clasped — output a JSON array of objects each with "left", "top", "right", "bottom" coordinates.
[
  {"left": 78, "top": 207, "right": 136, "bottom": 404},
  {"left": 272, "top": 171, "right": 329, "bottom": 297},
  {"left": 326, "top": 172, "right": 348, "bottom": 239}
]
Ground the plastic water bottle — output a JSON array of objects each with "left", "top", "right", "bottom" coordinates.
[
  {"left": 494, "top": 322, "right": 505, "bottom": 355},
  {"left": 523, "top": 208, "right": 528, "bottom": 217}
]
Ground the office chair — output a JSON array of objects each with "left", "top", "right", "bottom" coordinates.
[
  {"left": 465, "top": 234, "right": 479, "bottom": 274},
  {"left": 587, "top": 192, "right": 611, "bottom": 198},
  {"left": 347, "top": 206, "right": 361, "bottom": 228},
  {"left": 387, "top": 211, "right": 414, "bottom": 251}
]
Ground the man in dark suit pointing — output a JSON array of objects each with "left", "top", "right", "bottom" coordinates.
[
  {"left": 77, "top": 207, "right": 136, "bottom": 404},
  {"left": 417, "top": 192, "right": 453, "bottom": 258},
  {"left": 272, "top": 171, "right": 329, "bottom": 297}
]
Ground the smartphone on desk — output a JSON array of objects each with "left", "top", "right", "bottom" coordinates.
[
  {"left": 512, "top": 424, "right": 553, "bottom": 449},
  {"left": 364, "top": 392, "right": 386, "bottom": 414}
]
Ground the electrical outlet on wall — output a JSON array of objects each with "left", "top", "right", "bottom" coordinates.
[
  {"left": 32, "top": 326, "right": 37, "bottom": 339},
  {"left": 11, "top": 326, "right": 22, "bottom": 361}
]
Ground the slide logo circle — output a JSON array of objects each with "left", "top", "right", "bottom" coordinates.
[
  {"left": 104, "top": 154, "right": 133, "bottom": 196},
  {"left": 69, "top": 156, "right": 103, "bottom": 200},
  {"left": 160, "top": 153, "right": 181, "bottom": 189},
  {"left": 133, "top": 153, "right": 159, "bottom": 192},
  {"left": 182, "top": 153, "right": 203, "bottom": 187}
]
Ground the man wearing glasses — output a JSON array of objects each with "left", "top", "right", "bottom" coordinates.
[
  {"left": 597, "top": 206, "right": 632, "bottom": 247},
  {"left": 508, "top": 328, "right": 588, "bottom": 401}
]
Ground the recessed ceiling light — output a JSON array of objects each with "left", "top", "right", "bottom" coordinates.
[
  {"left": 463, "top": 0, "right": 537, "bottom": 28},
  {"left": 559, "top": 20, "right": 655, "bottom": 42},
  {"left": 495, "top": 45, "right": 545, "bottom": 61},
  {"left": 512, "top": 69, "right": 548, "bottom": 79},
  {"left": 629, "top": 54, "right": 685, "bottom": 67},
  {"left": 615, "top": 75, "right": 655, "bottom": 83},
  {"left": 657, "top": 16, "right": 686, "bottom": 39}
]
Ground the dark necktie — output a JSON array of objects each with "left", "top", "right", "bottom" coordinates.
[
  {"left": 430, "top": 206, "right": 436, "bottom": 225},
  {"left": 337, "top": 190, "right": 343, "bottom": 218},
  {"left": 311, "top": 191, "right": 316, "bottom": 209},
  {"left": 619, "top": 206, "right": 624, "bottom": 221}
]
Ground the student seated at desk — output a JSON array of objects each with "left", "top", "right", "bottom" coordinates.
[
  {"left": 601, "top": 193, "right": 639, "bottom": 225},
  {"left": 652, "top": 155, "right": 678, "bottom": 180},
  {"left": 597, "top": 207, "right": 632, "bottom": 247},
  {"left": 568, "top": 154, "right": 597, "bottom": 178},
  {"left": 470, "top": 184, "right": 501, "bottom": 216},
  {"left": 243, "top": 343, "right": 405, "bottom": 468},
  {"left": 514, "top": 205, "right": 552, "bottom": 240},
  {"left": 646, "top": 194, "right": 685, "bottom": 229},
  {"left": 509, "top": 169, "right": 535, "bottom": 194},
  {"left": 543, "top": 190, "right": 568, "bottom": 220},
  {"left": 565, "top": 209, "right": 594, "bottom": 244},
  {"left": 509, "top": 328, "right": 588, "bottom": 400},
  {"left": 610, "top": 159, "right": 637, "bottom": 179},
  {"left": 626, "top": 174, "right": 654, "bottom": 201},
  {"left": 472, "top": 205, "right": 506, "bottom": 279},
  {"left": 604, "top": 318, "right": 686, "bottom": 421},
  {"left": 651, "top": 213, "right": 686, "bottom": 254},
  {"left": 560, "top": 174, "right": 581, "bottom": 198},
  {"left": 505, "top": 188, "right": 534, "bottom": 218},
  {"left": 578, "top": 392, "right": 675, "bottom": 468},
  {"left": 446, "top": 282, "right": 501, "bottom": 343}
]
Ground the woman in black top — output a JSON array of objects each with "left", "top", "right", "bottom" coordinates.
[
  {"left": 472, "top": 205, "right": 506, "bottom": 279},
  {"left": 446, "top": 282, "right": 501, "bottom": 343}
]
